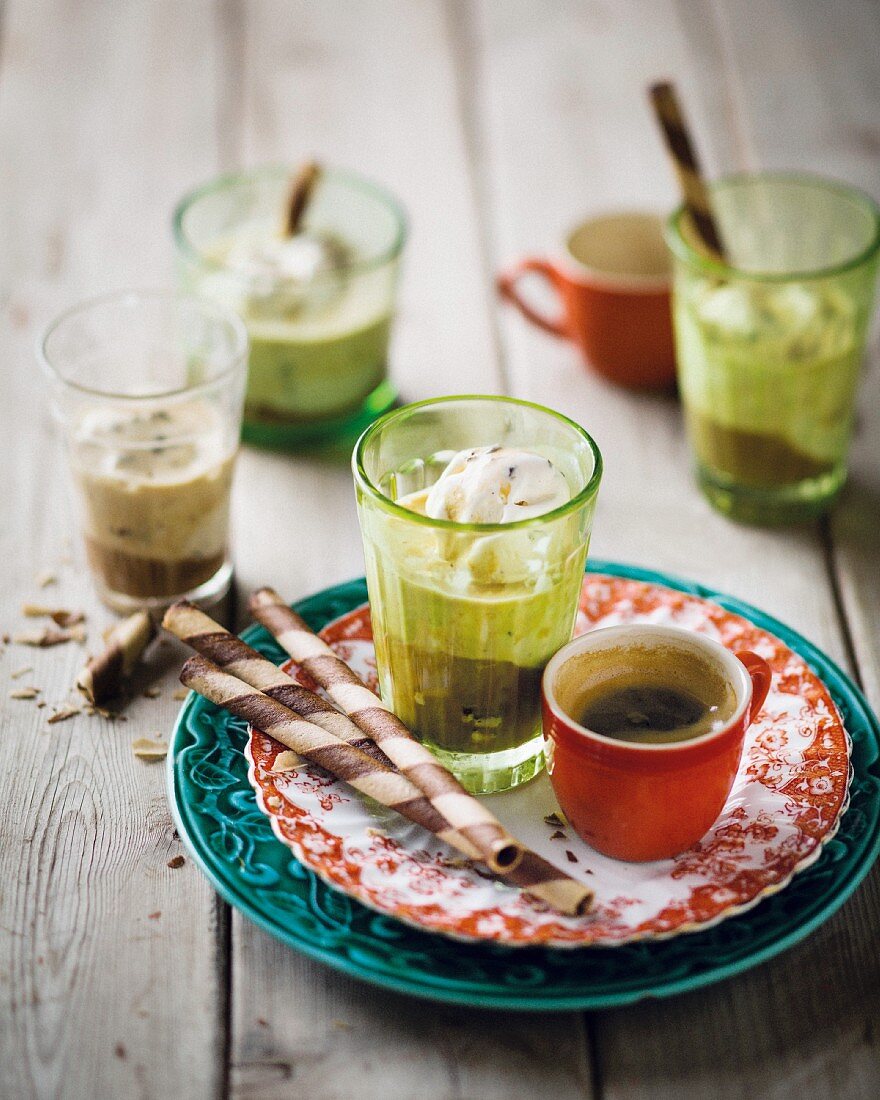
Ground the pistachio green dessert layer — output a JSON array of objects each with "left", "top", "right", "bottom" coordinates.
[
  {"left": 245, "top": 313, "right": 390, "bottom": 424},
  {"left": 359, "top": 501, "right": 591, "bottom": 759}
]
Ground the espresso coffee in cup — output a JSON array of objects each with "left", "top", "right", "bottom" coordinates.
[
  {"left": 542, "top": 624, "right": 771, "bottom": 861},
  {"left": 565, "top": 640, "right": 738, "bottom": 744}
]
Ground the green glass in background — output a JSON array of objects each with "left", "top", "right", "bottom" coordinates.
[
  {"left": 353, "top": 396, "right": 602, "bottom": 795},
  {"left": 666, "top": 173, "right": 880, "bottom": 525},
  {"left": 173, "top": 166, "right": 407, "bottom": 450}
]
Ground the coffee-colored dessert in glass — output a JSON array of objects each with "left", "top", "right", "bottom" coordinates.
[
  {"left": 173, "top": 164, "right": 406, "bottom": 449},
  {"left": 353, "top": 396, "right": 602, "bottom": 794},
  {"left": 40, "top": 290, "right": 248, "bottom": 611}
]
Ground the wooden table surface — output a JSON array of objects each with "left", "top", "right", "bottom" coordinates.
[{"left": 2, "top": 2, "right": 878, "bottom": 1097}]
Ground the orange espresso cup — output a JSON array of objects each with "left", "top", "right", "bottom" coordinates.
[
  {"left": 497, "top": 212, "right": 676, "bottom": 389},
  {"left": 542, "top": 625, "right": 772, "bottom": 862}
]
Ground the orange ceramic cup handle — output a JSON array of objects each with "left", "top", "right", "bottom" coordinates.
[
  {"left": 736, "top": 651, "right": 772, "bottom": 726},
  {"left": 497, "top": 258, "right": 568, "bottom": 338}
]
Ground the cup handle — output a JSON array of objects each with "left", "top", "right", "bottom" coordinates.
[
  {"left": 497, "top": 258, "right": 568, "bottom": 338},
  {"left": 736, "top": 651, "right": 772, "bottom": 726}
]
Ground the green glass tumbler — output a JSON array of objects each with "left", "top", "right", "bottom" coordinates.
[
  {"left": 666, "top": 173, "right": 880, "bottom": 524},
  {"left": 353, "top": 396, "right": 602, "bottom": 794},
  {"left": 174, "top": 166, "right": 406, "bottom": 450}
]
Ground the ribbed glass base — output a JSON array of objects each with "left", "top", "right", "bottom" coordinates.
[
  {"left": 697, "top": 463, "right": 846, "bottom": 526},
  {"left": 242, "top": 380, "right": 397, "bottom": 451},
  {"left": 426, "top": 731, "right": 546, "bottom": 795},
  {"left": 95, "top": 559, "right": 234, "bottom": 614}
]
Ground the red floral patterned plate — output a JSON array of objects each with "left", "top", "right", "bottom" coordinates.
[{"left": 245, "top": 574, "right": 851, "bottom": 947}]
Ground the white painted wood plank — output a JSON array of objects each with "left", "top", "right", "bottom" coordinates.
[
  {"left": 231, "top": 925, "right": 591, "bottom": 1100},
  {"left": 227, "top": 3, "right": 591, "bottom": 1097},
  {"left": 473, "top": 0, "right": 879, "bottom": 1097},
  {"left": 0, "top": 2, "right": 227, "bottom": 1096}
]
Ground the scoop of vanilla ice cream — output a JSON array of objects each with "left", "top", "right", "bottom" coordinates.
[
  {"left": 693, "top": 281, "right": 855, "bottom": 362},
  {"left": 74, "top": 402, "right": 226, "bottom": 483},
  {"left": 423, "top": 446, "right": 571, "bottom": 524},
  {"left": 222, "top": 227, "right": 350, "bottom": 319},
  {"left": 226, "top": 233, "right": 336, "bottom": 284}
]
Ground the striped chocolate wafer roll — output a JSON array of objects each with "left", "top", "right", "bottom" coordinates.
[
  {"left": 511, "top": 850, "right": 593, "bottom": 916},
  {"left": 162, "top": 601, "right": 394, "bottom": 769},
  {"left": 164, "top": 603, "right": 481, "bottom": 856},
  {"left": 248, "top": 587, "right": 525, "bottom": 876},
  {"left": 179, "top": 653, "right": 477, "bottom": 854},
  {"left": 180, "top": 654, "right": 593, "bottom": 915},
  {"left": 648, "top": 81, "right": 727, "bottom": 263},
  {"left": 76, "top": 609, "right": 154, "bottom": 704}
]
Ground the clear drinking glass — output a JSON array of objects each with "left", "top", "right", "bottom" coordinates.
[
  {"left": 666, "top": 173, "right": 880, "bottom": 524},
  {"left": 173, "top": 166, "right": 407, "bottom": 449},
  {"left": 353, "top": 396, "right": 602, "bottom": 794},
  {"left": 39, "top": 290, "right": 248, "bottom": 611}
]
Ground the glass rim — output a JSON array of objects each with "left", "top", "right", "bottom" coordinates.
[
  {"left": 172, "top": 164, "right": 409, "bottom": 281},
  {"left": 37, "top": 288, "right": 250, "bottom": 401},
  {"left": 352, "top": 394, "right": 603, "bottom": 532},
  {"left": 665, "top": 170, "right": 880, "bottom": 283}
]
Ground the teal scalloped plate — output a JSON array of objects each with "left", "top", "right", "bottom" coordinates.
[{"left": 166, "top": 561, "right": 880, "bottom": 1009}]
